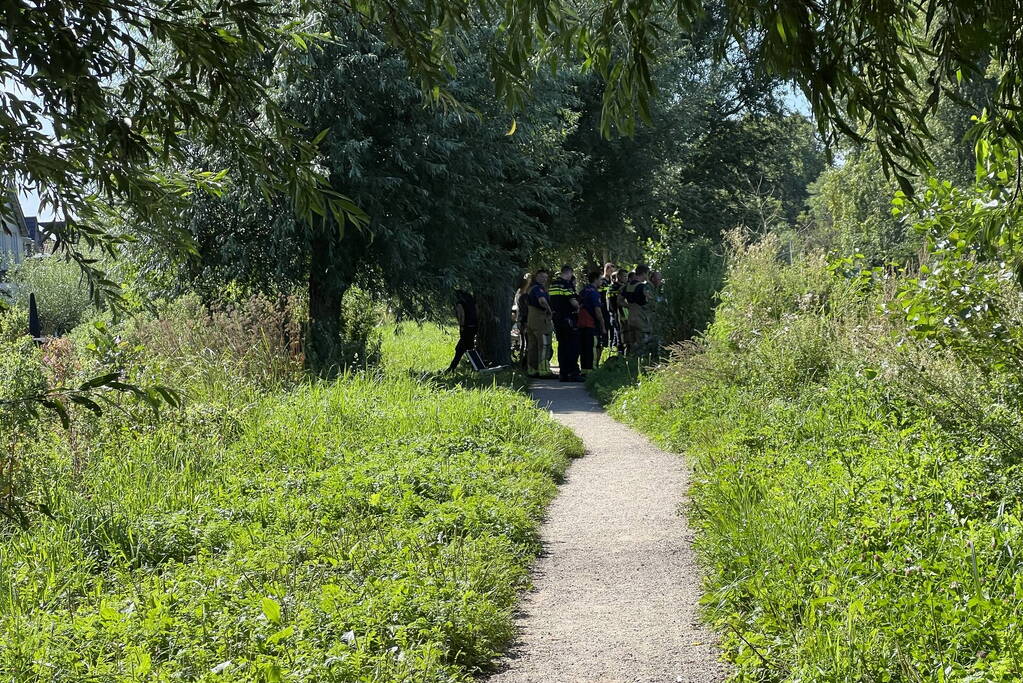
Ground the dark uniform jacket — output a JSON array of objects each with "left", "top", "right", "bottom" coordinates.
[{"left": 548, "top": 276, "right": 578, "bottom": 326}]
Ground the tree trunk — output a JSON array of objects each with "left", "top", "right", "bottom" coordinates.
[
  {"left": 476, "top": 282, "right": 514, "bottom": 366},
  {"left": 307, "top": 225, "right": 347, "bottom": 377}
]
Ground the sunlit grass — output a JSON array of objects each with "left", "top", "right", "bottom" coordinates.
[{"left": 0, "top": 322, "right": 581, "bottom": 681}]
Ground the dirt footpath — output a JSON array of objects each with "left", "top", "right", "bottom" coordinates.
[{"left": 488, "top": 381, "right": 727, "bottom": 683}]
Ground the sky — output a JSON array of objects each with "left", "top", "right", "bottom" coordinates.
[
  {"left": 7, "top": 83, "right": 55, "bottom": 220},
  {"left": 18, "top": 189, "right": 45, "bottom": 220}
]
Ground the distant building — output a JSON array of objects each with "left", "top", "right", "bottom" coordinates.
[
  {"left": 36, "top": 219, "right": 63, "bottom": 253},
  {"left": 0, "top": 192, "right": 31, "bottom": 284}
]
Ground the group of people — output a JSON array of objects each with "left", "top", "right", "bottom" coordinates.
[{"left": 516, "top": 262, "right": 660, "bottom": 381}]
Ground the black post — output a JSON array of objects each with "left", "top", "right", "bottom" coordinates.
[{"left": 28, "top": 293, "right": 41, "bottom": 341}]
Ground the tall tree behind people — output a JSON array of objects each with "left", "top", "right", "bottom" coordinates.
[{"left": 133, "top": 17, "right": 582, "bottom": 373}]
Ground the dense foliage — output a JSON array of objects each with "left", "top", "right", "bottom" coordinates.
[
  {"left": 1, "top": 0, "right": 359, "bottom": 304},
  {"left": 13, "top": 1, "right": 1023, "bottom": 679},
  {"left": 598, "top": 205, "right": 1023, "bottom": 677},
  {"left": 159, "top": 17, "right": 582, "bottom": 370},
  {"left": 9, "top": 257, "right": 95, "bottom": 336}
]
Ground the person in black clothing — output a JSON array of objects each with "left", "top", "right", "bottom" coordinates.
[
  {"left": 446, "top": 290, "right": 478, "bottom": 372},
  {"left": 579, "top": 270, "right": 607, "bottom": 372},
  {"left": 608, "top": 268, "right": 628, "bottom": 354},
  {"left": 549, "top": 265, "right": 583, "bottom": 382}
]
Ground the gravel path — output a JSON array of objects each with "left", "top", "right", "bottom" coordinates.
[{"left": 489, "top": 381, "right": 726, "bottom": 683}]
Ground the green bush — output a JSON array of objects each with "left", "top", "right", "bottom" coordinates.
[
  {"left": 9, "top": 257, "right": 94, "bottom": 336},
  {"left": 339, "top": 286, "right": 383, "bottom": 368},
  {"left": 123, "top": 287, "right": 383, "bottom": 391},
  {"left": 0, "top": 314, "right": 46, "bottom": 435},
  {"left": 609, "top": 228, "right": 1023, "bottom": 679},
  {"left": 126, "top": 292, "right": 306, "bottom": 391},
  {"left": 646, "top": 220, "right": 726, "bottom": 342}
]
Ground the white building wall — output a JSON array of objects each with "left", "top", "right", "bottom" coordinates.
[{"left": 0, "top": 193, "right": 29, "bottom": 277}]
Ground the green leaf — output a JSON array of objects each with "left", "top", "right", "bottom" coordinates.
[
  {"left": 266, "top": 625, "right": 294, "bottom": 645},
  {"left": 41, "top": 399, "right": 70, "bottom": 429},
  {"left": 312, "top": 128, "right": 330, "bottom": 145},
  {"left": 79, "top": 372, "right": 120, "bottom": 391},
  {"left": 68, "top": 395, "right": 103, "bottom": 416},
  {"left": 775, "top": 14, "right": 787, "bottom": 42},
  {"left": 262, "top": 597, "right": 282, "bottom": 624}
]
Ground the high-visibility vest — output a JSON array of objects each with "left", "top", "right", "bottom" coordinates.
[
  {"left": 623, "top": 282, "right": 651, "bottom": 330},
  {"left": 548, "top": 279, "right": 577, "bottom": 320}
]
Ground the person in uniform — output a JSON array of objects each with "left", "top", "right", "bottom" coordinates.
[
  {"left": 549, "top": 264, "right": 583, "bottom": 382},
  {"left": 525, "top": 269, "right": 555, "bottom": 378},
  {"left": 578, "top": 270, "right": 607, "bottom": 372},
  {"left": 608, "top": 268, "right": 628, "bottom": 354},
  {"left": 622, "top": 264, "right": 653, "bottom": 355},
  {"left": 597, "top": 262, "right": 615, "bottom": 363}
]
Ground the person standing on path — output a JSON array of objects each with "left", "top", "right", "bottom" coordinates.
[
  {"left": 623, "top": 264, "right": 654, "bottom": 355},
  {"left": 549, "top": 265, "right": 583, "bottom": 382},
  {"left": 514, "top": 272, "right": 532, "bottom": 363},
  {"left": 578, "top": 270, "right": 607, "bottom": 373},
  {"left": 446, "top": 289, "right": 478, "bottom": 372},
  {"left": 597, "top": 262, "right": 615, "bottom": 364},
  {"left": 608, "top": 267, "right": 628, "bottom": 354},
  {"left": 525, "top": 269, "right": 555, "bottom": 378}
]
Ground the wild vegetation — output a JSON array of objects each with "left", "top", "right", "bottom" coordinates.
[
  {"left": 0, "top": 296, "right": 580, "bottom": 680},
  {"left": 9, "top": 0, "right": 1023, "bottom": 680},
  {"left": 595, "top": 186, "right": 1023, "bottom": 676}
]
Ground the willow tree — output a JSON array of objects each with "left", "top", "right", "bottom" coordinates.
[
  {"left": 9, "top": 0, "right": 1023, "bottom": 366},
  {"left": 168, "top": 16, "right": 581, "bottom": 371}
]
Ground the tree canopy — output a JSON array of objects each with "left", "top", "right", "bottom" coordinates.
[
  {"left": 9, "top": 0, "right": 1023, "bottom": 371},
  {"left": 9, "top": 0, "right": 1023, "bottom": 271}
]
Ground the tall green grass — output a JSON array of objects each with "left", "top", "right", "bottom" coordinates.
[
  {"left": 0, "top": 308, "right": 580, "bottom": 681},
  {"left": 609, "top": 234, "right": 1023, "bottom": 680}
]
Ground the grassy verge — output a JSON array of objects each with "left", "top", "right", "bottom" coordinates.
[
  {"left": 0, "top": 312, "right": 580, "bottom": 681},
  {"left": 380, "top": 321, "right": 526, "bottom": 391},
  {"left": 584, "top": 354, "right": 646, "bottom": 406},
  {"left": 607, "top": 236, "right": 1023, "bottom": 679}
]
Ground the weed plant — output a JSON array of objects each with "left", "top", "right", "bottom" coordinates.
[{"left": 609, "top": 232, "right": 1023, "bottom": 679}]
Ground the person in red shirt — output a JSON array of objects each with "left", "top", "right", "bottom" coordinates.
[{"left": 577, "top": 270, "right": 607, "bottom": 372}]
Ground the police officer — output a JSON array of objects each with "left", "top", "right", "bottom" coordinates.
[
  {"left": 598, "top": 262, "right": 615, "bottom": 362},
  {"left": 608, "top": 268, "right": 629, "bottom": 354},
  {"left": 549, "top": 264, "right": 583, "bottom": 382},
  {"left": 579, "top": 270, "right": 607, "bottom": 372}
]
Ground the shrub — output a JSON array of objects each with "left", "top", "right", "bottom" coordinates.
[
  {"left": 0, "top": 307, "right": 47, "bottom": 428},
  {"left": 126, "top": 287, "right": 383, "bottom": 390},
  {"left": 9, "top": 256, "right": 94, "bottom": 336},
  {"left": 646, "top": 219, "right": 727, "bottom": 342},
  {"left": 339, "top": 286, "right": 383, "bottom": 368},
  {"left": 128, "top": 292, "right": 307, "bottom": 390},
  {"left": 0, "top": 308, "right": 49, "bottom": 528}
]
